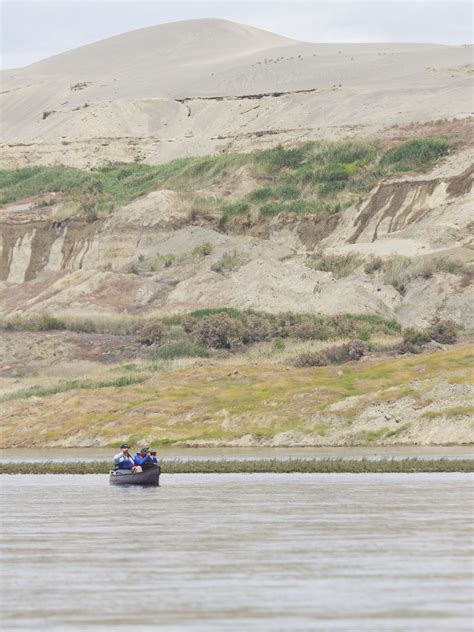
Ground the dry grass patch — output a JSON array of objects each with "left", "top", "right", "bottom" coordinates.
[
  {"left": 361, "top": 424, "right": 411, "bottom": 442},
  {"left": 1, "top": 345, "right": 472, "bottom": 447},
  {"left": 422, "top": 406, "right": 474, "bottom": 419}
]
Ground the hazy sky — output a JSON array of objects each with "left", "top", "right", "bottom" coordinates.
[{"left": 1, "top": 1, "right": 472, "bottom": 70}]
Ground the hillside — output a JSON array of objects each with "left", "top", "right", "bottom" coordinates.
[
  {"left": 1, "top": 341, "right": 472, "bottom": 448},
  {"left": 0, "top": 20, "right": 472, "bottom": 449},
  {"left": 1, "top": 132, "right": 472, "bottom": 327}
]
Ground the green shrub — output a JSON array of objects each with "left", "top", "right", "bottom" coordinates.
[
  {"left": 34, "top": 313, "right": 65, "bottom": 331},
  {"left": 219, "top": 201, "right": 250, "bottom": 226},
  {"left": 431, "top": 258, "right": 465, "bottom": 274},
  {"left": 348, "top": 165, "right": 385, "bottom": 194},
  {"left": 0, "top": 166, "right": 88, "bottom": 204},
  {"left": 398, "top": 319, "right": 458, "bottom": 353},
  {"left": 0, "top": 166, "right": 44, "bottom": 188},
  {"left": 324, "top": 339, "right": 366, "bottom": 364},
  {"left": 315, "top": 140, "right": 378, "bottom": 165},
  {"left": 428, "top": 319, "right": 457, "bottom": 344},
  {"left": 188, "top": 308, "right": 242, "bottom": 319},
  {"left": 380, "top": 137, "right": 449, "bottom": 172},
  {"left": 148, "top": 253, "right": 175, "bottom": 271},
  {"left": 259, "top": 201, "right": 285, "bottom": 216},
  {"left": 134, "top": 321, "right": 167, "bottom": 346},
  {"left": 399, "top": 327, "right": 432, "bottom": 353},
  {"left": 193, "top": 242, "right": 213, "bottom": 257},
  {"left": 272, "top": 337, "right": 286, "bottom": 350},
  {"left": 275, "top": 183, "right": 300, "bottom": 199},
  {"left": 63, "top": 318, "right": 97, "bottom": 333},
  {"left": 369, "top": 340, "right": 400, "bottom": 353},
  {"left": 192, "top": 314, "right": 246, "bottom": 349},
  {"left": 346, "top": 339, "right": 367, "bottom": 361},
  {"left": 364, "top": 256, "right": 384, "bottom": 274},
  {"left": 247, "top": 187, "right": 274, "bottom": 201},
  {"left": 1, "top": 309, "right": 401, "bottom": 354},
  {"left": 154, "top": 341, "right": 209, "bottom": 359},
  {"left": 3, "top": 313, "right": 130, "bottom": 335},
  {"left": 323, "top": 344, "right": 346, "bottom": 364},
  {"left": 383, "top": 256, "right": 436, "bottom": 293},
  {"left": 254, "top": 144, "right": 307, "bottom": 173},
  {"left": 348, "top": 313, "right": 400, "bottom": 335},
  {"left": 281, "top": 164, "right": 315, "bottom": 186},
  {"left": 292, "top": 339, "right": 367, "bottom": 367},
  {"left": 293, "top": 322, "right": 319, "bottom": 340},
  {"left": 291, "top": 351, "right": 328, "bottom": 367},
  {"left": 211, "top": 250, "right": 242, "bottom": 273},
  {"left": 288, "top": 199, "right": 325, "bottom": 214},
  {"left": 239, "top": 314, "right": 273, "bottom": 344},
  {"left": 318, "top": 164, "right": 350, "bottom": 183},
  {"left": 306, "top": 253, "right": 363, "bottom": 278},
  {"left": 5, "top": 313, "right": 67, "bottom": 331},
  {"left": 381, "top": 255, "right": 470, "bottom": 294},
  {"left": 292, "top": 321, "right": 331, "bottom": 340},
  {"left": 319, "top": 180, "right": 347, "bottom": 196},
  {"left": 331, "top": 314, "right": 360, "bottom": 337}
]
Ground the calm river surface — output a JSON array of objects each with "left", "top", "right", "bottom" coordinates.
[{"left": 1, "top": 473, "right": 473, "bottom": 631}]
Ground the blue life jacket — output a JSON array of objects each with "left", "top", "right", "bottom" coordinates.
[
  {"left": 134, "top": 453, "right": 155, "bottom": 469},
  {"left": 114, "top": 452, "right": 134, "bottom": 470}
]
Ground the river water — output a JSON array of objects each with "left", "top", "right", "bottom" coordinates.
[{"left": 1, "top": 473, "right": 473, "bottom": 631}]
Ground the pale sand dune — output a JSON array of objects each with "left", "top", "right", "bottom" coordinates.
[
  {"left": 0, "top": 19, "right": 472, "bottom": 166},
  {"left": 20, "top": 18, "right": 298, "bottom": 76}
]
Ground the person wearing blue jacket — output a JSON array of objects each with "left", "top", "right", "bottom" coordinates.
[
  {"left": 133, "top": 447, "right": 155, "bottom": 471},
  {"left": 113, "top": 444, "right": 135, "bottom": 474}
]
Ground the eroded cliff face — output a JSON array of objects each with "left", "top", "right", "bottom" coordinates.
[
  {"left": 0, "top": 214, "right": 98, "bottom": 283},
  {"left": 0, "top": 149, "right": 472, "bottom": 327},
  {"left": 0, "top": 189, "right": 194, "bottom": 282},
  {"left": 320, "top": 149, "right": 474, "bottom": 254}
]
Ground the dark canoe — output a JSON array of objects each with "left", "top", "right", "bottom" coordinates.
[{"left": 109, "top": 466, "right": 161, "bottom": 486}]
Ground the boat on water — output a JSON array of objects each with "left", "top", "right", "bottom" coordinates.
[{"left": 109, "top": 465, "right": 161, "bottom": 486}]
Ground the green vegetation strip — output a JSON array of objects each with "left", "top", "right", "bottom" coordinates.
[
  {"left": 0, "top": 375, "right": 148, "bottom": 404},
  {"left": 1, "top": 458, "right": 473, "bottom": 475},
  {"left": 0, "top": 136, "right": 450, "bottom": 223}
]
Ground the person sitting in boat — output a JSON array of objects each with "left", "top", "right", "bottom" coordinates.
[
  {"left": 113, "top": 443, "right": 135, "bottom": 474},
  {"left": 133, "top": 447, "right": 156, "bottom": 471},
  {"left": 150, "top": 450, "right": 158, "bottom": 465}
]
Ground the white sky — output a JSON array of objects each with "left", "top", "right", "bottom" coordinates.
[{"left": 1, "top": 1, "right": 472, "bottom": 70}]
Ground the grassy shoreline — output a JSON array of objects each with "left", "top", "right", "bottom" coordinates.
[{"left": 1, "top": 458, "right": 473, "bottom": 475}]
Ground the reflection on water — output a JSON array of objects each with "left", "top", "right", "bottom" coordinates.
[{"left": 1, "top": 473, "right": 473, "bottom": 631}]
